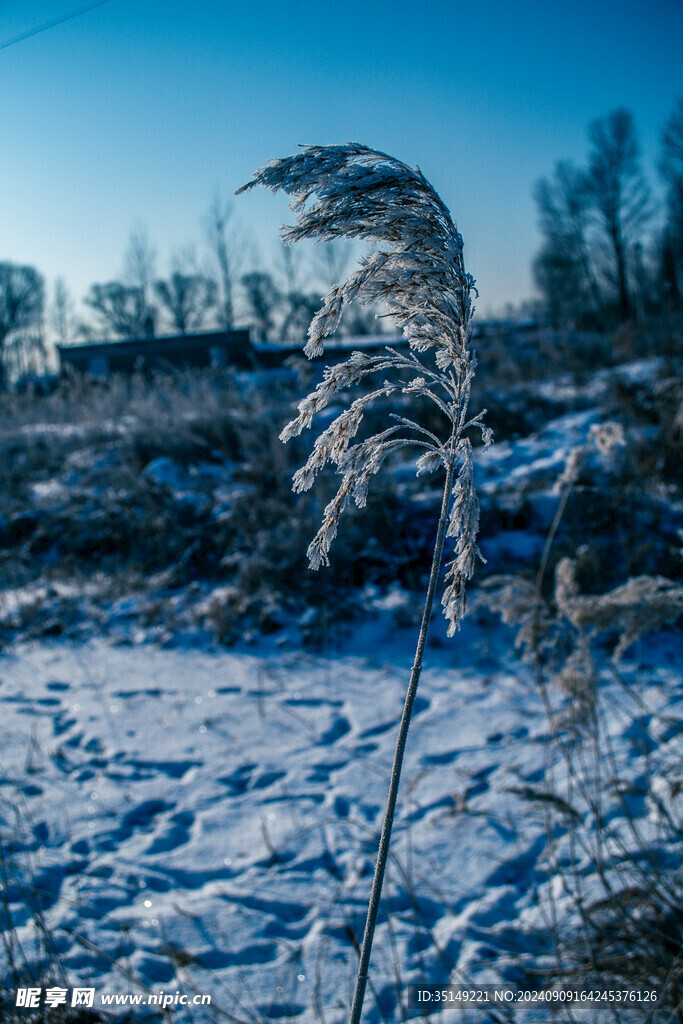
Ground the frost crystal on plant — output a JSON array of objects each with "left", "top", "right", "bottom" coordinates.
[{"left": 238, "top": 143, "right": 490, "bottom": 632}]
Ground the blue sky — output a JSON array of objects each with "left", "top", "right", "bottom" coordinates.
[{"left": 1, "top": 0, "right": 682, "bottom": 323}]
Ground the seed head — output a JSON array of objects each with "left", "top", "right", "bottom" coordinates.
[{"left": 238, "top": 144, "right": 490, "bottom": 632}]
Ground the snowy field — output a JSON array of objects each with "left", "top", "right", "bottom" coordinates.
[
  {"left": 0, "top": 353, "right": 680, "bottom": 1022},
  {"left": 1, "top": 616, "right": 680, "bottom": 1022}
]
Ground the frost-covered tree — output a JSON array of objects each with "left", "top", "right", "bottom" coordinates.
[{"left": 238, "top": 143, "right": 490, "bottom": 1024}]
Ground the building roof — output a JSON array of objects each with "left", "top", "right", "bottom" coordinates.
[{"left": 57, "top": 329, "right": 254, "bottom": 374}]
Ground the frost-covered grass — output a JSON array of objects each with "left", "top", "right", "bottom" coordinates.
[
  {"left": 0, "top": 366, "right": 445, "bottom": 646},
  {"left": 0, "top": 345, "right": 678, "bottom": 648}
]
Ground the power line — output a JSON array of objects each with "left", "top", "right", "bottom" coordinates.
[{"left": 0, "top": 0, "right": 113, "bottom": 51}]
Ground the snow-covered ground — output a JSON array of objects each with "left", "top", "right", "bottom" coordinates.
[
  {"left": 1, "top": 614, "right": 680, "bottom": 1022},
  {"left": 0, "top": 355, "right": 680, "bottom": 1022}
]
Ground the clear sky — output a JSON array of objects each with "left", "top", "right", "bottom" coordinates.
[{"left": 1, "top": 0, "right": 682, "bottom": 324}]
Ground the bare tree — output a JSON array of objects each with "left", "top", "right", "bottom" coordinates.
[
  {"left": 0, "top": 262, "right": 45, "bottom": 387},
  {"left": 278, "top": 290, "right": 320, "bottom": 344},
  {"left": 240, "top": 270, "right": 281, "bottom": 341},
  {"left": 533, "top": 243, "right": 582, "bottom": 327},
  {"left": 203, "top": 196, "right": 244, "bottom": 330},
  {"left": 51, "top": 277, "right": 76, "bottom": 347},
  {"left": 659, "top": 95, "right": 683, "bottom": 305},
  {"left": 584, "top": 109, "right": 653, "bottom": 319},
  {"left": 124, "top": 224, "right": 157, "bottom": 336},
  {"left": 84, "top": 226, "right": 159, "bottom": 339},
  {"left": 154, "top": 252, "right": 217, "bottom": 334},
  {"left": 533, "top": 161, "right": 604, "bottom": 325},
  {"left": 272, "top": 240, "right": 321, "bottom": 343},
  {"left": 662, "top": 96, "right": 683, "bottom": 169},
  {"left": 10, "top": 329, "right": 47, "bottom": 383},
  {"left": 274, "top": 238, "right": 306, "bottom": 296},
  {"left": 312, "top": 238, "right": 352, "bottom": 289},
  {"left": 84, "top": 281, "right": 149, "bottom": 338}
]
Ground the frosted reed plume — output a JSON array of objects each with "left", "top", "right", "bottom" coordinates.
[
  {"left": 555, "top": 556, "right": 683, "bottom": 662},
  {"left": 238, "top": 144, "right": 490, "bottom": 1023},
  {"left": 238, "top": 143, "right": 490, "bottom": 633}
]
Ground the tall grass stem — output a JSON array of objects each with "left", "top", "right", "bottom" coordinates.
[
  {"left": 238, "top": 144, "right": 486, "bottom": 1023},
  {"left": 349, "top": 452, "right": 455, "bottom": 1024}
]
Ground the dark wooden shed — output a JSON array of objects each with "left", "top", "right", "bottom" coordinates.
[{"left": 58, "top": 329, "right": 254, "bottom": 376}]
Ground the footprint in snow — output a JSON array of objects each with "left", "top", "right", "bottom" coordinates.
[
  {"left": 423, "top": 748, "right": 460, "bottom": 766},
  {"left": 96, "top": 799, "right": 171, "bottom": 850},
  {"left": 252, "top": 769, "right": 286, "bottom": 790},
  {"left": 146, "top": 810, "right": 194, "bottom": 855},
  {"left": 217, "top": 763, "right": 255, "bottom": 794},
  {"left": 52, "top": 711, "right": 77, "bottom": 737},
  {"left": 319, "top": 715, "right": 351, "bottom": 745},
  {"left": 125, "top": 758, "right": 201, "bottom": 780}
]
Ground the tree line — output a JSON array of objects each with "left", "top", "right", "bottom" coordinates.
[
  {"left": 533, "top": 97, "right": 683, "bottom": 328},
  {"left": 0, "top": 196, "right": 380, "bottom": 387},
  {"left": 1, "top": 96, "right": 682, "bottom": 386}
]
